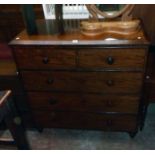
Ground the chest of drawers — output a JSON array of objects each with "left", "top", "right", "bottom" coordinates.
[{"left": 10, "top": 20, "right": 149, "bottom": 138}]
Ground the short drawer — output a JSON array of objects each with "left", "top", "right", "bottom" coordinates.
[
  {"left": 13, "top": 47, "right": 76, "bottom": 69},
  {"left": 28, "top": 92, "right": 140, "bottom": 113},
  {"left": 78, "top": 48, "right": 146, "bottom": 69},
  {"left": 33, "top": 110, "right": 138, "bottom": 131},
  {"left": 21, "top": 71, "right": 143, "bottom": 93}
]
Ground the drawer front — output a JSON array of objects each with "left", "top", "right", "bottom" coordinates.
[
  {"left": 22, "top": 71, "right": 143, "bottom": 93},
  {"left": 79, "top": 48, "right": 146, "bottom": 69},
  {"left": 13, "top": 47, "right": 76, "bottom": 69},
  {"left": 28, "top": 92, "right": 140, "bottom": 113},
  {"left": 33, "top": 111, "right": 137, "bottom": 131}
]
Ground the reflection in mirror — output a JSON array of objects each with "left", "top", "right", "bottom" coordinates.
[{"left": 95, "top": 4, "right": 125, "bottom": 12}]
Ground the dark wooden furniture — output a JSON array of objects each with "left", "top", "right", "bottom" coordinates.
[
  {"left": 0, "top": 4, "right": 155, "bottom": 104},
  {"left": 0, "top": 90, "right": 30, "bottom": 149},
  {"left": 10, "top": 19, "right": 149, "bottom": 137}
]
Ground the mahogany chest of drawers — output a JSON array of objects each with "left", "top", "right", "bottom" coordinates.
[{"left": 10, "top": 20, "right": 149, "bottom": 137}]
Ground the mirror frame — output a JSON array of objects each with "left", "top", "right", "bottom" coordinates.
[{"left": 86, "top": 4, "right": 135, "bottom": 21}]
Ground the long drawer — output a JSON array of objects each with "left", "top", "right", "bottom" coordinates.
[
  {"left": 33, "top": 110, "right": 138, "bottom": 131},
  {"left": 28, "top": 92, "right": 140, "bottom": 113},
  {"left": 21, "top": 71, "right": 143, "bottom": 93},
  {"left": 78, "top": 48, "right": 146, "bottom": 69},
  {"left": 13, "top": 47, "right": 76, "bottom": 69},
  {"left": 13, "top": 47, "right": 146, "bottom": 70}
]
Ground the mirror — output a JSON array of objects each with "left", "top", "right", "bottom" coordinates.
[
  {"left": 93, "top": 4, "right": 127, "bottom": 20},
  {"left": 95, "top": 4, "right": 125, "bottom": 12},
  {"left": 86, "top": 4, "right": 135, "bottom": 20}
]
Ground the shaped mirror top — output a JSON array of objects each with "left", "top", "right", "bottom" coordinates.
[{"left": 95, "top": 4, "right": 125, "bottom": 13}]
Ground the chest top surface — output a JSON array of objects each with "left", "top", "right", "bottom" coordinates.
[{"left": 10, "top": 19, "right": 149, "bottom": 46}]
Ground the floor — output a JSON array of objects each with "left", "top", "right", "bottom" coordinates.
[{"left": 0, "top": 104, "right": 155, "bottom": 150}]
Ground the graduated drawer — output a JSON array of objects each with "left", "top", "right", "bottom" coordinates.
[
  {"left": 21, "top": 71, "right": 143, "bottom": 93},
  {"left": 78, "top": 48, "right": 146, "bottom": 69},
  {"left": 13, "top": 47, "right": 76, "bottom": 69},
  {"left": 33, "top": 110, "right": 137, "bottom": 131},
  {"left": 28, "top": 92, "right": 140, "bottom": 113}
]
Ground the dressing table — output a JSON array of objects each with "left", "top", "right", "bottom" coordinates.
[{"left": 9, "top": 4, "right": 149, "bottom": 138}]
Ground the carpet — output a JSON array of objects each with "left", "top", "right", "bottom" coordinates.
[{"left": 0, "top": 105, "right": 155, "bottom": 150}]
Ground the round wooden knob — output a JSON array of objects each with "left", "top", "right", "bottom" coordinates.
[
  {"left": 50, "top": 112, "right": 56, "bottom": 119},
  {"left": 106, "top": 101, "right": 113, "bottom": 107},
  {"left": 47, "top": 78, "right": 54, "bottom": 84},
  {"left": 42, "top": 57, "right": 49, "bottom": 64},
  {"left": 106, "top": 80, "right": 114, "bottom": 86},
  {"left": 49, "top": 98, "right": 58, "bottom": 105},
  {"left": 106, "top": 56, "right": 114, "bottom": 65},
  {"left": 106, "top": 120, "right": 113, "bottom": 126}
]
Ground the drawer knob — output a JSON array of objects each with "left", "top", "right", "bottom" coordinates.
[
  {"left": 49, "top": 98, "right": 58, "bottom": 105},
  {"left": 106, "top": 80, "right": 114, "bottom": 86},
  {"left": 106, "top": 56, "right": 114, "bottom": 65},
  {"left": 106, "top": 101, "right": 113, "bottom": 107},
  {"left": 47, "top": 78, "right": 54, "bottom": 84},
  {"left": 50, "top": 112, "right": 56, "bottom": 118},
  {"left": 106, "top": 120, "right": 113, "bottom": 126},
  {"left": 42, "top": 57, "right": 49, "bottom": 64}
]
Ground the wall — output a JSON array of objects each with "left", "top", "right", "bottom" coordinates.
[
  {"left": 133, "top": 4, "right": 155, "bottom": 103},
  {"left": 133, "top": 4, "right": 155, "bottom": 45},
  {"left": 0, "top": 4, "right": 44, "bottom": 42}
]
